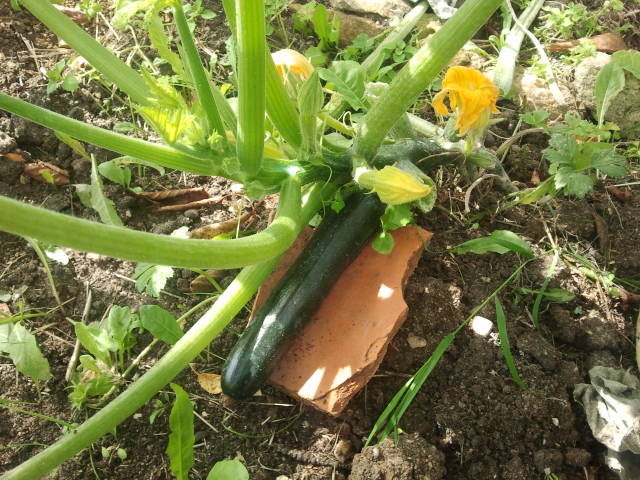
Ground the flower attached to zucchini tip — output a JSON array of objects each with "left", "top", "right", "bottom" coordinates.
[
  {"left": 271, "top": 49, "right": 314, "bottom": 81},
  {"left": 355, "top": 165, "right": 431, "bottom": 205},
  {"left": 432, "top": 66, "right": 499, "bottom": 137}
]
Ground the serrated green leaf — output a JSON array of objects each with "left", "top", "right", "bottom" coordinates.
[
  {"left": 318, "top": 61, "right": 366, "bottom": 110},
  {"left": 555, "top": 167, "right": 594, "bottom": 198},
  {"left": 0, "top": 322, "right": 50, "bottom": 382},
  {"left": 591, "top": 149, "right": 628, "bottom": 177},
  {"left": 207, "top": 459, "right": 249, "bottom": 480},
  {"left": 145, "top": 1, "right": 187, "bottom": 79},
  {"left": 381, "top": 203, "right": 413, "bottom": 231},
  {"left": 453, "top": 230, "right": 533, "bottom": 258},
  {"left": 133, "top": 263, "right": 174, "bottom": 297},
  {"left": 595, "top": 61, "right": 625, "bottom": 126},
  {"left": 113, "top": 0, "right": 154, "bottom": 29},
  {"left": 167, "top": 383, "right": 195, "bottom": 480},
  {"left": 139, "top": 305, "right": 183, "bottom": 345}
]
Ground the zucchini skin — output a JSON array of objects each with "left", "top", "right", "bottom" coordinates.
[{"left": 221, "top": 192, "right": 385, "bottom": 399}]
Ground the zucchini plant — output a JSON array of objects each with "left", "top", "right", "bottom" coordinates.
[{"left": 0, "top": 0, "right": 503, "bottom": 478}]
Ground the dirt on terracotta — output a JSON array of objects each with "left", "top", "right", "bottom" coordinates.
[{"left": 1, "top": 1, "right": 639, "bottom": 480}]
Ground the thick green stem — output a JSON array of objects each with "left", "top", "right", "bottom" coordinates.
[
  {"left": 20, "top": 0, "right": 150, "bottom": 105},
  {"left": 0, "top": 182, "right": 332, "bottom": 480},
  {"left": 0, "top": 178, "right": 302, "bottom": 269},
  {"left": 354, "top": 0, "right": 503, "bottom": 161},
  {"left": 173, "top": 1, "right": 226, "bottom": 139},
  {"left": 492, "top": 0, "right": 545, "bottom": 95},
  {"left": 0, "top": 93, "right": 218, "bottom": 175},
  {"left": 235, "top": 0, "right": 266, "bottom": 176}
]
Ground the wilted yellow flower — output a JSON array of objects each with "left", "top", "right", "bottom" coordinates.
[
  {"left": 356, "top": 166, "right": 431, "bottom": 205},
  {"left": 432, "top": 66, "right": 499, "bottom": 136},
  {"left": 271, "top": 49, "right": 314, "bottom": 80}
]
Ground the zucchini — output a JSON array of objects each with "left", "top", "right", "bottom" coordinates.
[{"left": 221, "top": 192, "right": 385, "bottom": 399}]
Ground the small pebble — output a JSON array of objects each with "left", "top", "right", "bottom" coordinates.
[
  {"left": 470, "top": 316, "right": 493, "bottom": 337},
  {"left": 407, "top": 333, "right": 427, "bottom": 349}
]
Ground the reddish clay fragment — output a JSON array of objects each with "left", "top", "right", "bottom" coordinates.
[{"left": 253, "top": 225, "right": 431, "bottom": 415}]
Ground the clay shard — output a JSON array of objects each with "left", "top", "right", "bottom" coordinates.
[{"left": 253, "top": 225, "right": 431, "bottom": 415}]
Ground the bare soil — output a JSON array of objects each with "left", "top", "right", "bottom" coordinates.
[{"left": 1, "top": 2, "right": 639, "bottom": 479}]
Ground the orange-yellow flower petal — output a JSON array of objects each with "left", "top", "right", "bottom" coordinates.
[
  {"left": 432, "top": 66, "right": 499, "bottom": 136},
  {"left": 271, "top": 49, "right": 314, "bottom": 80}
]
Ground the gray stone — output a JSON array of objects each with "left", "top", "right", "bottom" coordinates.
[
  {"left": 335, "top": 10, "right": 384, "bottom": 47},
  {"left": 574, "top": 51, "right": 640, "bottom": 138},
  {"left": 0, "top": 131, "right": 16, "bottom": 154},
  {"left": 329, "top": 0, "right": 409, "bottom": 19},
  {"left": 512, "top": 66, "right": 576, "bottom": 119}
]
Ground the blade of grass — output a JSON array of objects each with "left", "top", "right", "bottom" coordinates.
[
  {"left": 495, "top": 296, "right": 526, "bottom": 389},
  {"left": 531, "top": 249, "right": 559, "bottom": 328},
  {"left": 367, "top": 256, "right": 536, "bottom": 445}
]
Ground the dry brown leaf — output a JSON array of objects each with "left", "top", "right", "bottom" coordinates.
[
  {"left": 0, "top": 303, "right": 11, "bottom": 317},
  {"left": 530, "top": 170, "right": 541, "bottom": 186},
  {"left": 24, "top": 161, "right": 70, "bottom": 186},
  {"left": 197, "top": 372, "right": 223, "bottom": 394},
  {"left": 190, "top": 211, "right": 255, "bottom": 239},
  {"left": 606, "top": 186, "right": 632, "bottom": 202},
  {"left": 53, "top": 5, "right": 90, "bottom": 24},
  {"left": 3, "top": 152, "right": 25, "bottom": 163},
  {"left": 190, "top": 269, "right": 226, "bottom": 293},
  {"left": 549, "top": 33, "right": 628, "bottom": 54},
  {"left": 135, "top": 188, "right": 222, "bottom": 212}
]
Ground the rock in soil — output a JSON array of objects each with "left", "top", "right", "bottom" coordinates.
[
  {"left": 328, "top": 0, "right": 409, "bottom": 18},
  {"left": 349, "top": 433, "right": 446, "bottom": 480}
]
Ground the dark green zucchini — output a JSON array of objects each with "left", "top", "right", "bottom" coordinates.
[{"left": 221, "top": 192, "right": 385, "bottom": 399}]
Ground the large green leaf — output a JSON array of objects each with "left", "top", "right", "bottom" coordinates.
[
  {"left": 0, "top": 322, "right": 51, "bottom": 382},
  {"left": 318, "top": 61, "right": 366, "bottom": 110},
  {"left": 166, "top": 384, "right": 195, "bottom": 480},
  {"left": 452, "top": 230, "right": 533, "bottom": 258},
  {"left": 595, "top": 61, "right": 625, "bottom": 126},
  {"left": 139, "top": 305, "right": 183, "bottom": 345},
  {"left": 207, "top": 460, "right": 249, "bottom": 480}
]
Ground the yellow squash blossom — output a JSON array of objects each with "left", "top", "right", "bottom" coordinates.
[
  {"left": 356, "top": 165, "right": 431, "bottom": 205},
  {"left": 271, "top": 49, "right": 314, "bottom": 81},
  {"left": 433, "top": 66, "right": 499, "bottom": 136}
]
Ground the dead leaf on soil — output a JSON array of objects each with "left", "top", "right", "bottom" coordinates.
[
  {"left": 549, "top": 33, "right": 628, "bottom": 54},
  {"left": 606, "top": 186, "right": 632, "bottom": 202},
  {"left": 2, "top": 152, "right": 25, "bottom": 163},
  {"left": 0, "top": 303, "right": 11, "bottom": 317},
  {"left": 135, "top": 188, "right": 222, "bottom": 212},
  {"left": 196, "top": 372, "right": 223, "bottom": 394},
  {"left": 189, "top": 210, "right": 255, "bottom": 239},
  {"left": 53, "top": 5, "right": 91, "bottom": 24},
  {"left": 190, "top": 269, "right": 226, "bottom": 293},
  {"left": 530, "top": 170, "right": 541, "bottom": 186},
  {"left": 24, "top": 161, "right": 70, "bottom": 186}
]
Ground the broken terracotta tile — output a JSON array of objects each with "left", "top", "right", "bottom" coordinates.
[{"left": 253, "top": 225, "right": 431, "bottom": 416}]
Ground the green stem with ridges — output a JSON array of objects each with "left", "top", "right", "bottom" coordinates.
[
  {"left": 234, "top": 0, "right": 266, "bottom": 176},
  {"left": 0, "top": 178, "right": 302, "bottom": 269},
  {"left": 354, "top": 0, "right": 503, "bottom": 161},
  {"left": 20, "top": 0, "right": 150, "bottom": 105},
  {"left": 0, "top": 93, "right": 217, "bottom": 175},
  {"left": 173, "top": 1, "right": 226, "bottom": 139},
  {"left": 0, "top": 182, "right": 332, "bottom": 480}
]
